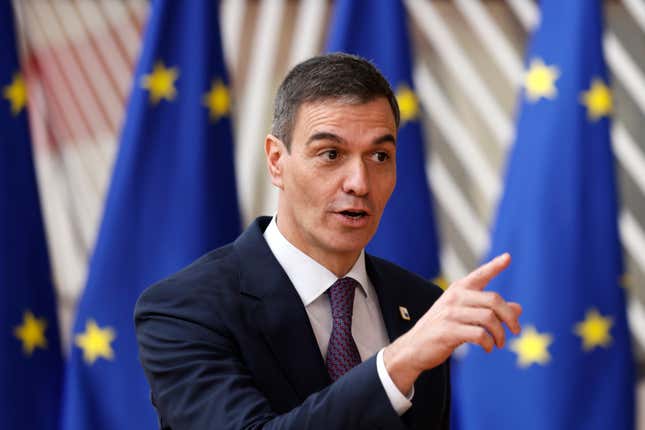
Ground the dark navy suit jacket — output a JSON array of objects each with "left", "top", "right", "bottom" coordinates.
[{"left": 135, "top": 217, "right": 450, "bottom": 429}]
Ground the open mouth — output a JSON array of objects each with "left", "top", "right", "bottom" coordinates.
[{"left": 339, "top": 210, "right": 368, "bottom": 219}]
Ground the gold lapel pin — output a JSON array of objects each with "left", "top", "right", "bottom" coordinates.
[{"left": 399, "top": 306, "right": 411, "bottom": 321}]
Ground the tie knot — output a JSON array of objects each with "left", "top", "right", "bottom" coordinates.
[{"left": 327, "top": 277, "right": 359, "bottom": 320}]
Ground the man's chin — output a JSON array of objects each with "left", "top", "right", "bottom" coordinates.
[
  {"left": 324, "top": 232, "right": 372, "bottom": 255},
  {"left": 318, "top": 217, "right": 378, "bottom": 252}
]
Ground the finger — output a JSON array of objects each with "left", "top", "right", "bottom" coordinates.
[
  {"left": 457, "top": 325, "right": 495, "bottom": 353},
  {"left": 463, "top": 253, "right": 511, "bottom": 290},
  {"left": 460, "top": 290, "right": 521, "bottom": 335},
  {"left": 508, "top": 302, "right": 523, "bottom": 331},
  {"left": 508, "top": 302, "right": 523, "bottom": 317},
  {"left": 452, "top": 307, "right": 506, "bottom": 348}
]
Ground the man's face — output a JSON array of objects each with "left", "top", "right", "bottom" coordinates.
[{"left": 268, "top": 97, "right": 397, "bottom": 262}]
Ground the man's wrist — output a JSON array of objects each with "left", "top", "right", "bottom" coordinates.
[
  {"left": 382, "top": 338, "right": 422, "bottom": 396},
  {"left": 376, "top": 349, "right": 413, "bottom": 415}
]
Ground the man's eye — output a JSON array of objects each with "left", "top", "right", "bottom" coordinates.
[
  {"left": 373, "top": 152, "right": 389, "bottom": 162},
  {"left": 323, "top": 150, "right": 338, "bottom": 160}
]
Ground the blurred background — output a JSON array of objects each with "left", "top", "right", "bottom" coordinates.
[{"left": 5, "top": 0, "right": 645, "bottom": 428}]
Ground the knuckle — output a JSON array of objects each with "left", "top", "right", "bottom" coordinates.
[
  {"left": 483, "top": 309, "right": 496, "bottom": 324},
  {"left": 488, "top": 292, "right": 503, "bottom": 306},
  {"left": 443, "top": 291, "right": 457, "bottom": 306},
  {"left": 476, "top": 327, "right": 488, "bottom": 343},
  {"left": 444, "top": 307, "right": 457, "bottom": 320}
]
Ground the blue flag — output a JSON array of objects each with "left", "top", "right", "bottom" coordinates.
[
  {"left": 61, "top": 1, "right": 241, "bottom": 428},
  {"left": 0, "top": 3, "right": 63, "bottom": 429},
  {"left": 326, "top": 0, "right": 441, "bottom": 281},
  {"left": 452, "top": 1, "right": 634, "bottom": 428}
]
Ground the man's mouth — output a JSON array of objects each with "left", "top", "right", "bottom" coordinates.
[{"left": 338, "top": 210, "right": 368, "bottom": 219}]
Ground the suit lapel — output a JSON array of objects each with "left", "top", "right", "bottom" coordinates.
[
  {"left": 366, "top": 255, "right": 416, "bottom": 342},
  {"left": 235, "top": 218, "right": 330, "bottom": 399},
  {"left": 233, "top": 219, "right": 426, "bottom": 401}
]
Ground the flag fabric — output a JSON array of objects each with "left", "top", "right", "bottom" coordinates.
[
  {"left": 452, "top": 1, "right": 634, "bottom": 429},
  {"left": 61, "top": 0, "right": 240, "bottom": 428},
  {"left": 326, "top": 0, "right": 441, "bottom": 281},
  {"left": 0, "top": 3, "right": 64, "bottom": 429}
]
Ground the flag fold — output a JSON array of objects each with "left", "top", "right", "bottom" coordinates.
[
  {"left": 453, "top": 1, "right": 634, "bottom": 428},
  {"left": 62, "top": 1, "right": 240, "bottom": 428}
]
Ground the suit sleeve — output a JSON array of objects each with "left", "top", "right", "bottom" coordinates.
[{"left": 134, "top": 285, "right": 408, "bottom": 430}]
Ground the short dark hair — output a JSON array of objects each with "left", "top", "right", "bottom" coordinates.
[{"left": 271, "top": 53, "right": 400, "bottom": 150}]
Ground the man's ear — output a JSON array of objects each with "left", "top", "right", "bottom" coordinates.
[{"left": 265, "top": 134, "right": 287, "bottom": 189}]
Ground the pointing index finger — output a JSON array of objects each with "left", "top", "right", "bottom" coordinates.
[{"left": 464, "top": 253, "right": 511, "bottom": 290}]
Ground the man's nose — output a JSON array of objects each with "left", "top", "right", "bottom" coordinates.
[{"left": 341, "top": 157, "right": 369, "bottom": 196}]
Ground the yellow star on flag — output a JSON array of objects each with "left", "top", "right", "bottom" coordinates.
[
  {"left": 523, "top": 58, "right": 560, "bottom": 102},
  {"left": 141, "top": 62, "right": 179, "bottom": 104},
  {"left": 396, "top": 84, "right": 419, "bottom": 124},
  {"left": 432, "top": 275, "right": 449, "bottom": 291},
  {"left": 75, "top": 319, "right": 116, "bottom": 365},
  {"left": 203, "top": 79, "right": 230, "bottom": 121},
  {"left": 580, "top": 78, "right": 612, "bottom": 121},
  {"left": 509, "top": 325, "right": 553, "bottom": 368},
  {"left": 13, "top": 310, "right": 48, "bottom": 356},
  {"left": 3, "top": 72, "right": 27, "bottom": 115},
  {"left": 574, "top": 308, "right": 613, "bottom": 351}
]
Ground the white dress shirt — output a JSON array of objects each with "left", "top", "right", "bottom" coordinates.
[{"left": 263, "top": 216, "right": 412, "bottom": 415}]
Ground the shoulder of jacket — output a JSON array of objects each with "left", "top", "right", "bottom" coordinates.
[{"left": 368, "top": 254, "right": 444, "bottom": 302}]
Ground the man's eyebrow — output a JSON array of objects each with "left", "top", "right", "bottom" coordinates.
[
  {"left": 305, "top": 131, "right": 344, "bottom": 146},
  {"left": 305, "top": 132, "right": 396, "bottom": 146},
  {"left": 373, "top": 134, "right": 396, "bottom": 146}
]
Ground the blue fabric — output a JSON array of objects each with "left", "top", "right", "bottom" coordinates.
[
  {"left": 326, "top": 0, "right": 441, "bottom": 280},
  {"left": 61, "top": 0, "right": 240, "bottom": 428},
  {"left": 452, "top": 1, "right": 634, "bottom": 428},
  {"left": 0, "top": 3, "right": 63, "bottom": 429}
]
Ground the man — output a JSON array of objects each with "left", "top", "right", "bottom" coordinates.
[{"left": 135, "top": 54, "right": 522, "bottom": 429}]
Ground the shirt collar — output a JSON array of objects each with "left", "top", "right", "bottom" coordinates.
[{"left": 263, "top": 216, "right": 369, "bottom": 306}]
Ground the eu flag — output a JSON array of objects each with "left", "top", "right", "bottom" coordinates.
[
  {"left": 61, "top": 1, "right": 241, "bottom": 428},
  {"left": 0, "top": 3, "right": 63, "bottom": 429},
  {"left": 452, "top": 1, "right": 634, "bottom": 428},
  {"left": 326, "top": 0, "right": 441, "bottom": 281}
]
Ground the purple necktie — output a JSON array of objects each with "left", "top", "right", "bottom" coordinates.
[{"left": 326, "top": 277, "right": 362, "bottom": 381}]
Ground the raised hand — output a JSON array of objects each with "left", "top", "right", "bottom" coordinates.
[{"left": 383, "top": 253, "right": 522, "bottom": 394}]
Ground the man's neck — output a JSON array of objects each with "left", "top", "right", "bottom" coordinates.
[
  {"left": 275, "top": 216, "right": 361, "bottom": 278},
  {"left": 312, "top": 252, "right": 361, "bottom": 278}
]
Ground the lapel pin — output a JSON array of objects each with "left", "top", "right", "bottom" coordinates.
[{"left": 399, "top": 306, "right": 411, "bottom": 321}]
